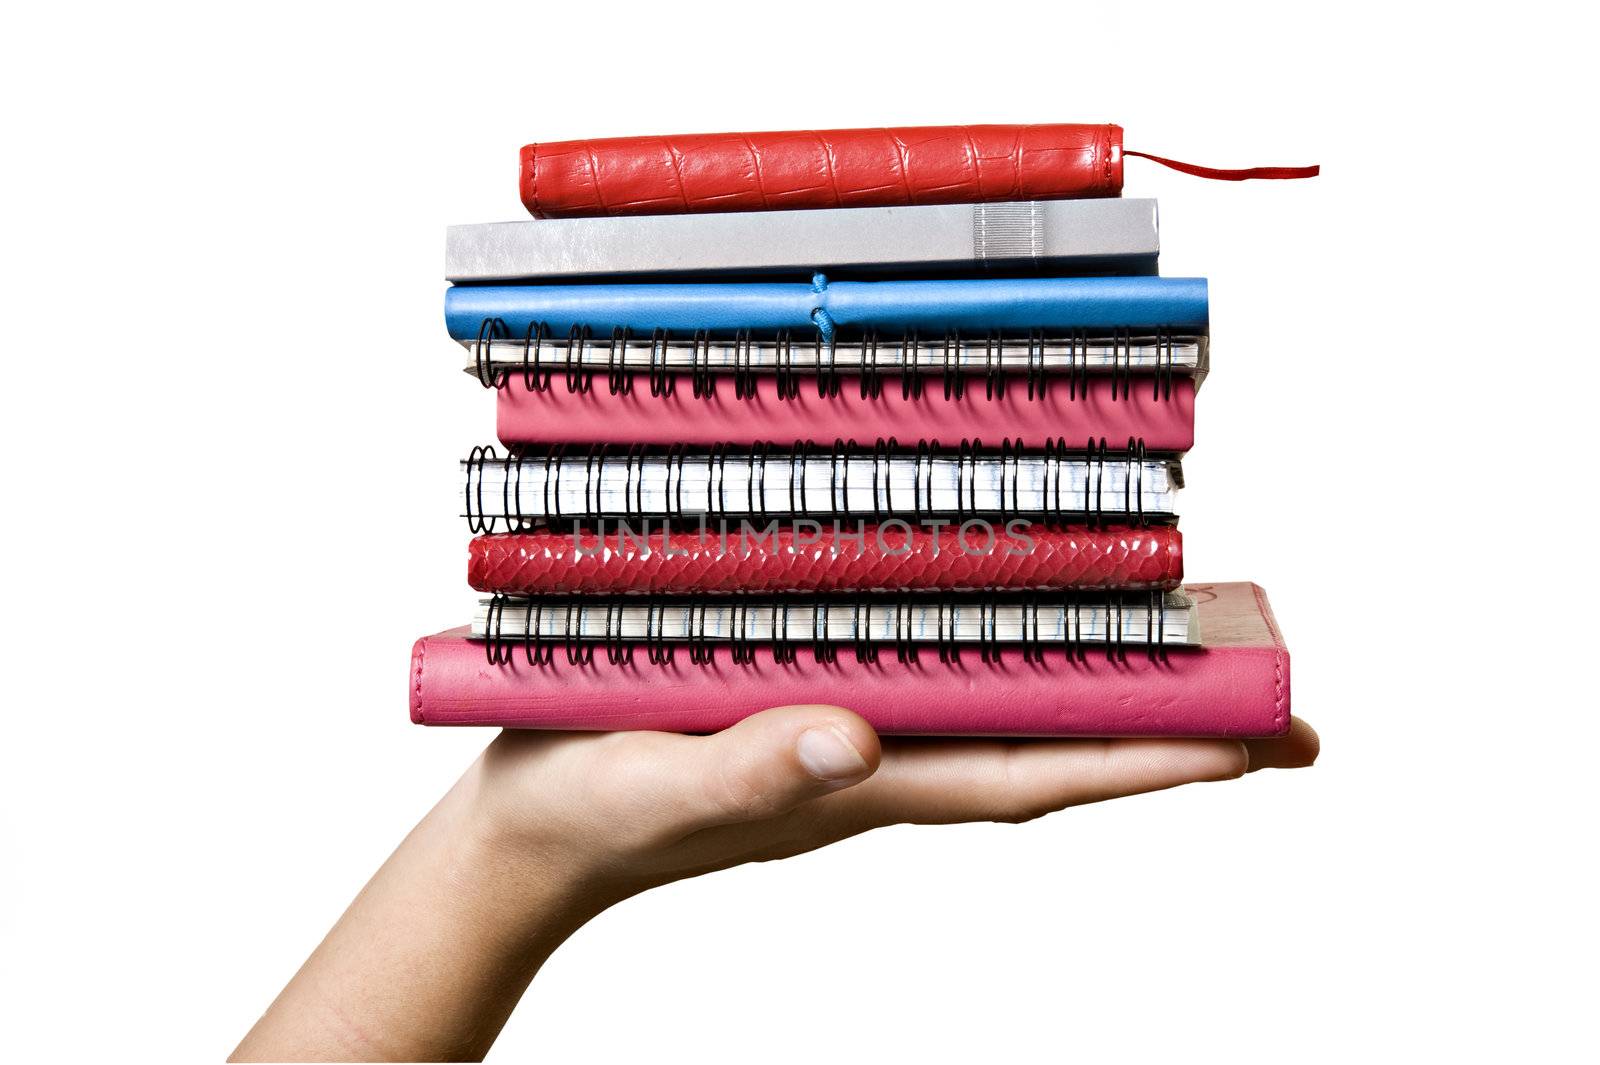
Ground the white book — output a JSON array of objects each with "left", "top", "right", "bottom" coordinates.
[
  {"left": 446, "top": 199, "right": 1159, "bottom": 281},
  {"left": 473, "top": 592, "right": 1198, "bottom": 650},
  {"left": 463, "top": 445, "right": 1181, "bottom": 525}
]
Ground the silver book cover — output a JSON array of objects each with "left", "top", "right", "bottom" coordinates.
[{"left": 446, "top": 199, "right": 1159, "bottom": 282}]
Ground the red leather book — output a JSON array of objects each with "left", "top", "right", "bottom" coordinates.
[
  {"left": 497, "top": 374, "right": 1194, "bottom": 451},
  {"left": 520, "top": 124, "right": 1122, "bottom": 218},
  {"left": 470, "top": 524, "right": 1182, "bottom": 596},
  {"left": 409, "top": 582, "right": 1289, "bottom": 738}
]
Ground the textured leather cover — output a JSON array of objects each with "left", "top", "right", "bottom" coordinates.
[
  {"left": 520, "top": 124, "right": 1122, "bottom": 218},
  {"left": 497, "top": 374, "right": 1194, "bottom": 451},
  {"left": 445, "top": 276, "right": 1208, "bottom": 338},
  {"left": 409, "top": 582, "right": 1289, "bottom": 738},
  {"left": 469, "top": 525, "right": 1182, "bottom": 595}
]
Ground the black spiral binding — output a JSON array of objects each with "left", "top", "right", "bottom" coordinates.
[
  {"left": 1020, "top": 596, "right": 1043, "bottom": 665},
  {"left": 748, "top": 442, "right": 773, "bottom": 517},
  {"left": 607, "top": 328, "right": 634, "bottom": 396},
  {"left": 829, "top": 438, "right": 852, "bottom": 515},
  {"left": 1087, "top": 437, "right": 1106, "bottom": 528},
  {"left": 1105, "top": 591, "right": 1126, "bottom": 664},
  {"left": 562, "top": 602, "right": 593, "bottom": 665},
  {"left": 871, "top": 437, "right": 897, "bottom": 520},
  {"left": 648, "top": 328, "right": 675, "bottom": 398},
  {"left": 983, "top": 333, "right": 1005, "bottom": 400},
  {"left": 937, "top": 602, "right": 960, "bottom": 664},
  {"left": 474, "top": 318, "right": 1188, "bottom": 404},
  {"left": 1126, "top": 437, "right": 1146, "bottom": 526},
  {"left": 468, "top": 438, "right": 1160, "bottom": 529},
  {"left": 465, "top": 444, "right": 497, "bottom": 533},
  {"left": 859, "top": 331, "right": 883, "bottom": 399},
  {"left": 1025, "top": 329, "right": 1046, "bottom": 401},
  {"left": 773, "top": 330, "right": 800, "bottom": 401},
  {"left": 1162, "top": 332, "right": 1176, "bottom": 400},
  {"left": 691, "top": 330, "right": 716, "bottom": 399},
  {"left": 999, "top": 438, "right": 1022, "bottom": 523},
  {"left": 484, "top": 594, "right": 511, "bottom": 664},
  {"left": 941, "top": 331, "right": 965, "bottom": 401},
  {"left": 473, "top": 317, "right": 508, "bottom": 388},
  {"left": 728, "top": 599, "right": 756, "bottom": 665},
  {"left": 771, "top": 602, "right": 798, "bottom": 665},
  {"left": 666, "top": 442, "right": 688, "bottom": 519},
  {"left": 732, "top": 330, "right": 757, "bottom": 400},
  {"left": 956, "top": 438, "right": 980, "bottom": 517},
  {"left": 816, "top": 332, "right": 842, "bottom": 399},
  {"left": 521, "top": 321, "right": 552, "bottom": 392},
  {"left": 811, "top": 597, "right": 837, "bottom": 664},
  {"left": 1042, "top": 438, "right": 1066, "bottom": 523},
  {"left": 688, "top": 603, "right": 714, "bottom": 665},
  {"left": 900, "top": 330, "right": 924, "bottom": 400},
  {"left": 564, "top": 327, "right": 593, "bottom": 394},
  {"left": 581, "top": 445, "right": 602, "bottom": 519},
  {"left": 853, "top": 601, "right": 877, "bottom": 664},
  {"left": 604, "top": 602, "right": 632, "bottom": 665},
  {"left": 479, "top": 595, "right": 1165, "bottom": 667},
  {"left": 1148, "top": 588, "right": 1169, "bottom": 664},
  {"left": 1066, "top": 331, "right": 1087, "bottom": 402},
  {"left": 894, "top": 600, "right": 918, "bottom": 664},
  {"left": 913, "top": 439, "right": 933, "bottom": 523},
  {"left": 1109, "top": 328, "right": 1128, "bottom": 402},
  {"left": 977, "top": 602, "right": 1000, "bottom": 665}
]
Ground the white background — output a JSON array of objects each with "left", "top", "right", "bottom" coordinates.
[{"left": 3, "top": 3, "right": 1596, "bottom": 1060}]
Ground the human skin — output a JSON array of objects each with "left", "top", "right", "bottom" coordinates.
[{"left": 233, "top": 707, "right": 1318, "bottom": 1061}]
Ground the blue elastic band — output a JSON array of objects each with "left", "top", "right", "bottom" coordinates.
[
  {"left": 810, "top": 307, "right": 836, "bottom": 341},
  {"left": 809, "top": 272, "right": 834, "bottom": 340}
]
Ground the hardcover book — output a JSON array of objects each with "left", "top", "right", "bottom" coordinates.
[
  {"left": 448, "top": 199, "right": 1159, "bottom": 281},
  {"left": 409, "top": 582, "right": 1289, "bottom": 738},
  {"left": 520, "top": 124, "right": 1124, "bottom": 218}
]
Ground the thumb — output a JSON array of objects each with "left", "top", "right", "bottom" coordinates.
[{"left": 678, "top": 705, "right": 881, "bottom": 828}]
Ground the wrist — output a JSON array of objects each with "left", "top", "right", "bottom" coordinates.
[{"left": 451, "top": 749, "right": 630, "bottom": 934}]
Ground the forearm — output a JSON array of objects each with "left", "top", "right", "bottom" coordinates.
[
  {"left": 234, "top": 712, "right": 1316, "bottom": 1060},
  {"left": 232, "top": 754, "right": 604, "bottom": 1062}
]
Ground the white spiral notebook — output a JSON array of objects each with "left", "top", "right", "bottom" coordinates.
[{"left": 463, "top": 443, "right": 1181, "bottom": 526}]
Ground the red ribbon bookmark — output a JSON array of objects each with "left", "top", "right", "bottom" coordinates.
[{"left": 1126, "top": 149, "right": 1320, "bottom": 181}]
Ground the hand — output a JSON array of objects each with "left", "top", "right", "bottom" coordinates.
[
  {"left": 473, "top": 706, "right": 1320, "bottom": 897},
  {"left": 235, "top": 709, "right": 1317, "bottom": 1061}
]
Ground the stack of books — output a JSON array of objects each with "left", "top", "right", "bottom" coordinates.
[{"left": 410, "top": 123, "right": 1297, "bottom": 738}]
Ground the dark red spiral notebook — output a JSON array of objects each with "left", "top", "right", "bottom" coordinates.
[{"left": 469, "top": 524, "right": 1181, "bottom": 596}]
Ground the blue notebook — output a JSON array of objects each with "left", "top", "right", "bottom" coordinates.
[{"left": 445, "top": 275, "right": 1208, "bottom": 340}]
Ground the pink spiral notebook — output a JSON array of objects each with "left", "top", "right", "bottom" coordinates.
[
  {"left": 497, "top": 375, "right": 1195, "bottom": 450},
  {"left": 409, "top": 582, "right": 1288, "bottom": 738}
]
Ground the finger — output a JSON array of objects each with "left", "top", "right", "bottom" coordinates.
[
  {"left": 1244, "top": 717, "right": 1319, "bottom": 771},
  {"left": 666, "top": 705, "right": 882, "bottom": 830},
  {"left": 828, "top": 737, "right": 1248, "bottom": 828}
]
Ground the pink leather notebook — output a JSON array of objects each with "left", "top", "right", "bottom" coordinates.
[
  {"left": 497, "top": 375, "right": 1195, "bottom": 451},
  {"left": 409, "top": 582, "right": 1288, "bottom": 737}
]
